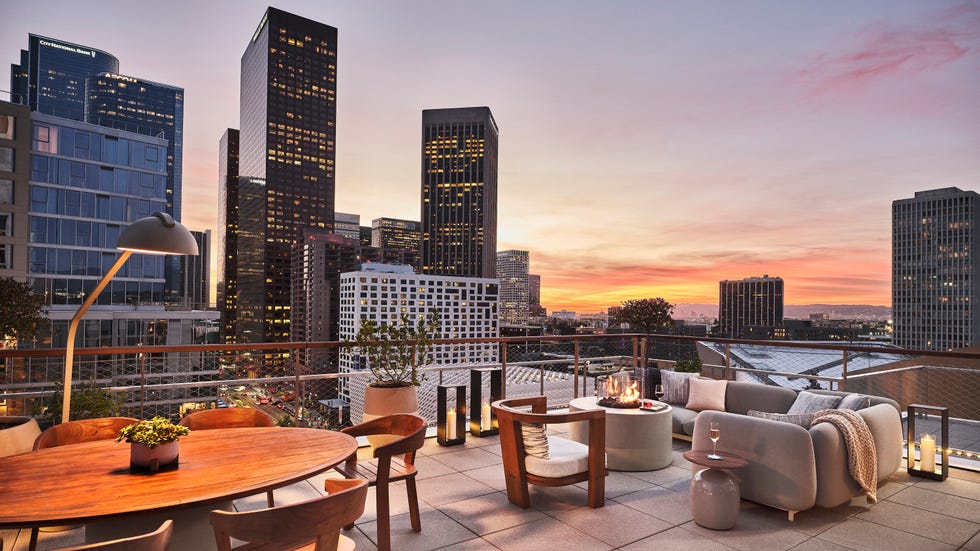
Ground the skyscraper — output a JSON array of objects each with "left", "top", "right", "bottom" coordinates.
[
  {"left": 497, "top": 249, "right": 529, "bottom": 326},
  {"left": 421, "top": 107, "right": 498, "bottom": 279},
  {"left": 232, "top": 7, "right": 338, "bottom": 343},
  {"left": 217, "top": 129, "right": 239, "bottom": 342},
  {"left": 893, "top": 187, "right": 980, "bottom": 351},
  {"left": 718, "top": 275, "right": 784, "bottom": 338},
  {"left": 371, "top": 217, "right": 420, "bottom": 252},
  {"left": 10, "top": 35, "right": 119, "bottom": 120}
]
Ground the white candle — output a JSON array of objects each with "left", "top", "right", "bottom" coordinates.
[
  {"left": 920, "top": 433, "right": 936, "bottom": 472},
  {"left": 447, "top": 409, "right": 457, "bottom": 440},
  {"left": 481, "top": 402, "right": 492, "bottom": 431}
]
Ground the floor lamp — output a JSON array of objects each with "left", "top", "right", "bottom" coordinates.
[{"left": 61, "top": 213, "right": 198, "bottom": 424}]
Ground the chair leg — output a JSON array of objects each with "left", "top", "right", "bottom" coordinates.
[
  {"left": 406, "top": 477, "right": 421, "bottom": 532},
  {"left": 29, "top": 527, "right": 39, "bottom": 551},
  {"left": 266, "top": 490, "right": 275, "bottom": 508},
  {"left": 376, "top": 483, "right": 391, "bottom": 551}
]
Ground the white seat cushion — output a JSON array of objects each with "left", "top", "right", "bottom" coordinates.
[{"left": 525, "top": 436, "right": 591, "bottom": 478}]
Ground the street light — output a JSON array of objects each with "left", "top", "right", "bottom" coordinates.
[{"left": 61, "top": 213, "right": 198, "bottom": 424}]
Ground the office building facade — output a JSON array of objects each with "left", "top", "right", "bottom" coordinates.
[
  {"left": 421, "top": 107, "right": 498, "bottom": 279},
  {"left": 217, "top": 129, "right": 239, "bottom": 342},
  {"left": 10, "top": 35, "right": 119, "bottom": 120},
  {"left": 233, "top": 7, "right": 338, "bottom": 343},
  {"left": 497, "top": 249, "right": 529, "bottom": 326},
  {"left": 893, "top": 187, "right": 980, "bottom": 351},
  {"left": 0, "top": 101, "right": 31, "bottom": 280},
  {"left": 334, "top": 212, "right": 361, "bottom": 242},
  {"left": 372, "top": 217, "right": 420, "bottom": 251},
  {"left": 718, "top": 275, "right": 784, "bottom": 338}
]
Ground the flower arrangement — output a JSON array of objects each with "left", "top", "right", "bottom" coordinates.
[{"left": 116, "top": 416, "right": 189, "bottom": 449}]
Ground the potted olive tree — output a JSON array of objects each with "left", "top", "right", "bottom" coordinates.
[{"left": 353, "top": 309, "right": 441, "bottom": 422}]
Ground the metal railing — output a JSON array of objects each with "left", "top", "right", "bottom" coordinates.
[{"left": 2, "top": 333, "right": 978, "bottom": 458}]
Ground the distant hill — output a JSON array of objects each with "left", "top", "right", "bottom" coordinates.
[{"left": 673, "top": 303, "right": 891, "bottom": 322}]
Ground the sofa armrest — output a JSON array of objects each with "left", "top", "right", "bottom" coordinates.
[
  {"left": 810, "top": 403, "right": 904, "bottom": 508},
  {"left": 692, "top": 411, "right": 816, "bottom": 514}
]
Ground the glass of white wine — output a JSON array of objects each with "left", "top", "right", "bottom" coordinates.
[{"left": 707, "top": 421, "right": 722, "bottom": 460}]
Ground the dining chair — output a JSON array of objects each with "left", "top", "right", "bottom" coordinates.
[
  {"left": 333, "top": 414, "right": 426, "bottom": 551},
  {"left": 32, "top": 417, "right": 139, "bottom": 450},
  {"left": 493, "top": 396, "right": 607, "bottom": 509},
  {"left": 210, "top": 478, "right": 367, "bottom": 551},
  {"left": 30, "top": 416, "right": 140, "bottom": 551},
  {"left": 52, "top": 519, "right": 172, "bottom": 551},
  {"left": 178, "top": 407, "right": 277, "bottom": 507}
]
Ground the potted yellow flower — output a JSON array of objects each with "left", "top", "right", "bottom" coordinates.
[{"left": 116, "top": 416, "right": 189, "bottom": 472}]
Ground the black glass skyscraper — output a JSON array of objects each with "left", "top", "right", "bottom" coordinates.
[
  {"left": 217, "top": 129, "right": 239, "bottom": 343},
  {"left": 421, "top": 107, "right": 498, "bottom": 279},
  {"left": 10, "top": 35, "right": 119, "bottom": 120},
  {"left": 232, "top": 7, "right": 338, "bottom": 343}
]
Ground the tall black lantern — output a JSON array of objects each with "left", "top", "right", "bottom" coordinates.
[
  {"left": 906, "top": 404, "right": 949, "bottom": 481},
  {"left": 437, "top": 384, "right": 466, "bottom": 446},
  {"left": 470, "top": 368, "right": 502, "bottom": 436}
]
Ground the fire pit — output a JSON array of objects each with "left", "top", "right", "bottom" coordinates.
[{"left": 597, "top": 372, "right": 641, "bottom": 408}]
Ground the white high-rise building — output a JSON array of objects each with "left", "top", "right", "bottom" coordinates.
[
  {"left": 337, "top": 264, "right": 499, "bottom": 420},
  {"left": 893, "top": 187, "right": 980, "bottom": 351}
]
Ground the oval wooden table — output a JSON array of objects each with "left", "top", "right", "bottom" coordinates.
[{"left": 0, "top": 426, "right": 358, "bottom": 549}]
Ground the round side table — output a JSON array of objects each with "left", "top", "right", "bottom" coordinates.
[{"left": 683, "top": 450, "right": 748, "bottom": 530}]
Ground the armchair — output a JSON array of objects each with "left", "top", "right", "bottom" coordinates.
[{"left": 492, "top": 396, "right": 607, "bottom": 509}]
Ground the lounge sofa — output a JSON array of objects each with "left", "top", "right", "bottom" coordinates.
[{"left": 662, "top": 374, "right": 904, "bottom": 519}]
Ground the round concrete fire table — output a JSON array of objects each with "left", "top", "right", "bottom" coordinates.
[{"left": 568, "top": 396, "right": 673, "bottom": 471}]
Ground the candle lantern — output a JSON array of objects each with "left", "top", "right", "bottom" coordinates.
[
  {"left": 437, "top": 384, "right": 466, "bottom": 446},
  {"left": 906, "top": 404, "right": 949, "bottom": 481},
  {"left": 470, "top": 368, "right": 502, "bottom": 436}
]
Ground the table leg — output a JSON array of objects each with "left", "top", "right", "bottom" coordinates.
[{"left": 690, "top": 467, "right": 740, "bottom": 530}]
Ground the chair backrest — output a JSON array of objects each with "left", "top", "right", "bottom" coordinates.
[
  {"left": 178, "top": 407, "right": 275, "bottom": 430},
  {"left": 210, "top": 478, "right": 368, "bottom": 551},
  {"left": 56, "top": 519, "right": 172, "bottom": 551},
  {"left": 493, "top": 396, "right": 606, "bottom": 468},
  {"left": 342, "top": 413, "right": 427, "bottom": 462},
  {"left": 33, "top": 417, "right": 140, "bottom": 450}
]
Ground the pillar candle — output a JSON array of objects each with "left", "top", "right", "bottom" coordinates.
[
  {"left": 447, "top": 408, "right": 457, "bottom": 440},
  {"left": 481, "top": 402, "right": 492, "bottom": 431},
  {"left": 920, "top": 433, "right": 936, "bottom": 472}
]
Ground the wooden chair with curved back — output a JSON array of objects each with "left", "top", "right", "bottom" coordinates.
[
  {"left": 333, "top": 414, "right": 426, "bottom": 551},
  {"left": 178, "top": 407, "right": 277, "bottom": 507},
  {"left": 29, "top": 417, "right": 140, "bottom": 551},
  {"left": 210, "top": 478, "right": 367, "bottom": 551},
  {"left": 32, "top": 417, "right": 139, "bottom": 451},
  {"left": 54, "top": 519, "right": 173, "bottom": 551},
  {"left": 492, "top": 396, "right": 607, "bottom": 509}
]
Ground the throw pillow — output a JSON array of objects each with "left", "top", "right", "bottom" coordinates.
[
  {"left": 521, "top": 423, "right": 550, "bottom": 459},
  {"left": 747, "top": 409, "right": 815, "bottom": 428},
  {"left": 837, "top": 393, "right": 872, "bottom": 411},
  {"left": 660, "top": 369, "right": 697, "bottom": 405},
  {"left": 685, "top": 377, "right": 728, "bottom": 411},
  {"left": 787, "top": 391, "right": 842, "bottom": 415}
]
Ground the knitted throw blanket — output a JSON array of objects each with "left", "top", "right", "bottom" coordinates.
[{"left": 812, "top": 409, "right": 878, "bottom": 503}]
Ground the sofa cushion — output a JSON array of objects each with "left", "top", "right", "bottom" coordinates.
[
  {"left": 524, "top": 435, "right": 590, "bottom": 478},
  {"left": 837, "top": 393, "right": 872, "bottom": 411},
  {"left": 661, "top": 370, "right": 697, "bottom": 405},
  {"left": 724, "top": 381, "right": 798, "bottom": 415},
  {"left": 686, "top": 377, "right": 727, "bottom": 411},
  {"left": 521, "top": 423, "right": 550, "bottom": 459},
  {"left": 787, "top": 391, "right": 842, "bottom": 415},
  {"left": 747, "top": 409, "right": 815, "bottom": 428},
  {"left": 670, "top": 406, "right": 699, "bottom": 436}
]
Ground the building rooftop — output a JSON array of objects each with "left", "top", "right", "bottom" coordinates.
[{"left": 10, "top": 430, "right": 980, "bottom": 551}]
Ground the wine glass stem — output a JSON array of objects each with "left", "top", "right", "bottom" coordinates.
[{"left": 713, "top": 441, "right": 717, "bottom": 456}]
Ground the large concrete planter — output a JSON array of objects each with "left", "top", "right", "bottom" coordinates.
[
  {"left": 0, "top": 416, "right": 41, "bottom": 457},
  {"left": 363, "top": 385, "right": 418, "bottom": 447}
]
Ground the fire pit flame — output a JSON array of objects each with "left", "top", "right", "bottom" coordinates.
[{"left": 597, "top": 372, "right": 641, "bottom": 408}]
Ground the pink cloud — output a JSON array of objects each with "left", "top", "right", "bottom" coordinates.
[{"left": 794, "top": 3, "right": 979, "bottom": 98}]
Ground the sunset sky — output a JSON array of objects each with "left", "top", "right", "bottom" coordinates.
[{"left": 5, "top": 1, "right": 979, "bottom": 313}]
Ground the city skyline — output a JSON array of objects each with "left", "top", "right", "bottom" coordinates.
[{"left": 5, "top": 1, "right": 979, "bottom": 312}]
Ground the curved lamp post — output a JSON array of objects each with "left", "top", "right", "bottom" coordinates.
[{"left": 61, "top": 213, "right": 198, "bottom": 424}]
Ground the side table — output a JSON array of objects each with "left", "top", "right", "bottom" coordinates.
[{"left": 683, "top": 450, "right": 748, "bottom": 530}]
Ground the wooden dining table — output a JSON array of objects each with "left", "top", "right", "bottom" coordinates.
[{"left": 0, "top": 426, "right": 358, "bottom": 549}]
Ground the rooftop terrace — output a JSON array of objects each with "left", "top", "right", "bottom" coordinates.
[{"left": 7, "top": 427, "right": 980, "bottom": 551}]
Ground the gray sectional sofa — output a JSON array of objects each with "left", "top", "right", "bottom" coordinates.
[{"left": 663, "top": 376, "right": 904, "bottom": 520}]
